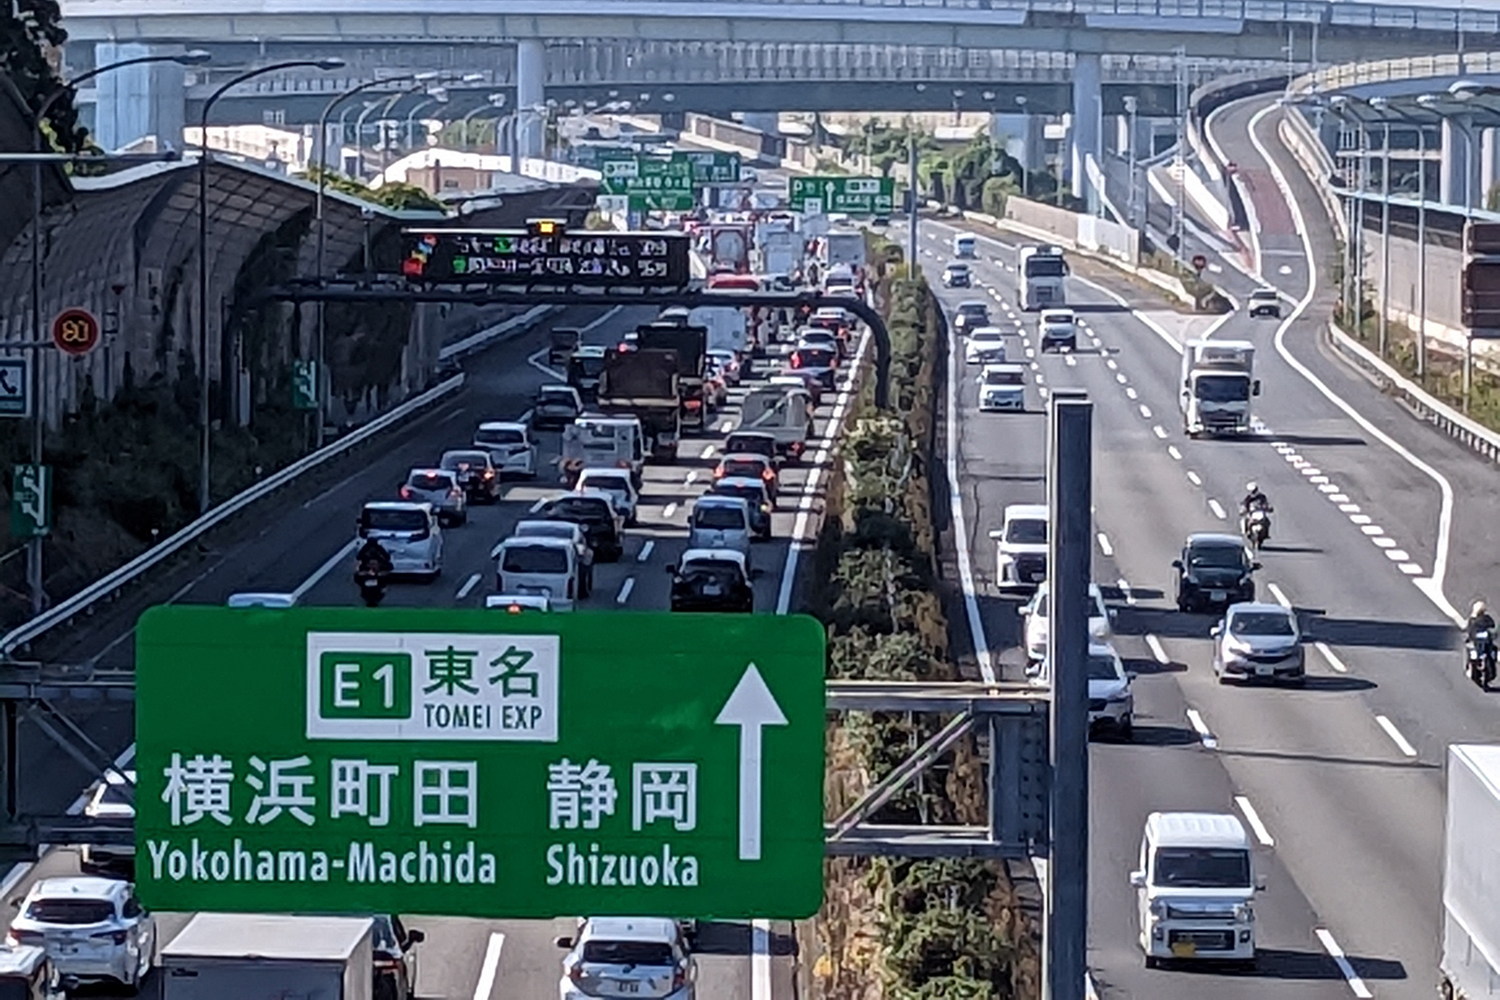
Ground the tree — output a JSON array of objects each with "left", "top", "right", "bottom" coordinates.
[{"left": 1, "top": 0, "right": 88, "bottom": 151}]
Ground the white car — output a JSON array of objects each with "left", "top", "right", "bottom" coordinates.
[
  {"left": 988, "top": 504, "right": 1047, "bottom": 590},
  {"left": 575, "top": 468, "right": 640, "bottom": 526},
  {"left": 8, "top": 878, "right": 155, "bottom": 990},
  {"left": 474, "top": 421, "right": 538, "bottom": 478},
  {"left": 486, "top": 594, "right": 554, "bottom": 612},
  {"left": 964, "top": 326, "right": 1007, "bottom": 365},
  {"left": 1028, "top": 642, "right": 1134, "bottom": 739},
  {"left": 978, "top": 363, "right": 1027, "bottom": 412},
  {"left": 557, "top": 917, "right": 696, "bottom": 1000},
  {"left": 492, "top": 537, "right": 581, "bottom": 610},
  {"left": 1039, "top": 308, "right": 1077, "bottom": 352},
  {"left": 357, "top": 502, "right": 443, "bottom": 580},
  {"left": 1022, "top": 581, "right": 1113, "bottom": 665}
]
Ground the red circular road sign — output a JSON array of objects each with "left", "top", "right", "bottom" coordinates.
[
  {"left": 1192, "top": 254, "right": 1208, "bottom": 272},
  {"left": 52, "top": 307, "right": 100, "bottom": 356}
]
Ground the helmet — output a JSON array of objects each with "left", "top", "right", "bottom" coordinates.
[
  {"left": 1475, "top": 600, "right": 1488, "bottom": 617},
  {"left": 1246, "top": 481, "right": 1259, "bottom": 493}
]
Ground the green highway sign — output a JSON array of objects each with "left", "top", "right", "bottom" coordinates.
[
  {"left": 136, "top": 607, "right": 826, "bottom": 919},
  {"left": 291, "top": 360, "right": 319, "bottom": 411},
  {"left": 672, "top": 150, "right": 742, "bottom": 185},
  {"left": 10, "top": 464, "right": 49, "bottom": 539},
  {"left": 789, "top": 175, "right": 895, "bottom": 215}
]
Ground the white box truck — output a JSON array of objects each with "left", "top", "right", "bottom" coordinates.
[
  {"left": 689, "top": 306, "right": 749, "bottom": 355},
  {"left": 160, "top": 913, "right": 374, "bottom": 1000},
  {"left": 1442, "top": 745, "right": 1500, "bottom": 1000},
  {"left": 1179, "top": 339, "right": 1259, "bottom": 437},
  {"left": 821, "top": 230, "right": 867, "bottom": 270}
]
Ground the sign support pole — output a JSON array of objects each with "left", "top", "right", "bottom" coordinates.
[
  {"left": 908, "top": 135, "right": 919, "bottom": 274},
  {"left": 1046, "top": 395, "right": 1092, "bottom": 1000}
]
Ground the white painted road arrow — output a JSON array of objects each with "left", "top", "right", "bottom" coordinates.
[{"left": 715, "top": 663, "right": 788, "bottom": 861}]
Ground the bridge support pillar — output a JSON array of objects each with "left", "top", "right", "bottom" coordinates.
[
  {"left": 92, "top": 42, "right": 189, "bottom": 152},
  {"left": 1440, "top": 117, "right": 1474, "bottom": 208},
  {"left": 1484, "top": 128, "right": 1500, "bottom": 209},
  {"left": 515, "top": 38, "right": 546, "bottom": 159},
  {"left": 1069, "top": 53, "right": 1102, "bottom": 213}
]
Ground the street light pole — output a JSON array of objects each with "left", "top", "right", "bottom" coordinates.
[
  {"left": 198, "top": 58, "right": 344, "bottom": 515},
  {"left": 1124, "top": 94, "right": 1139, "bottom": 229},
  {"left": 2, "top": 49, "right": 211, "bottom": 616}
]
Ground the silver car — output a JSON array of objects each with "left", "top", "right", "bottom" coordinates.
[
  {"left": 401, "top": 468, "right": 467, "bottom": 527},
  {"left": 1212, "top": 601, "right": 1305, "bottom": 684},
  {"left": 688, "top": 495, "right": 753, "bottom": 559},
  {"left": 557, "top": 917, "right": 695, "bottom": 1000}
]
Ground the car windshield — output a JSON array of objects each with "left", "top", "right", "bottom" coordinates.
[
  {"left": 1007, "top": 519, "right": 1047, "bottom": 544},
  {"left": 516, "top": 523, "right": 572, "bottom": 541},
  {"left": 363, "top": 509, "right": 427, "bottom": 532},
  {"left": 722, "top": 460, "right": 765, "bottom": 478},
  {"left": 548, "top": 499, "right": 609, "bottom": 522},
  {"left": 947, "top": 264, "right": 969, "bottom": 273},
  {"left": 1153, "top": 847, "right": 1252, "bottom": 888},
  {"left": 1042, "top": 313, "right": 1073, "bottom": 326},
  {"left": 475, "top": 427, "right": 524, "bottom": 446},
  {"left": 1196, "top": 374, "right": 1251, "bottom": 403},
  {"left": 1087, "top": 654, "right": 1121, "bottom": 680},
  {"left": 727, "top": 436, "right": 775, "bottom": 456},
  {"left": 959, "top": 306, "right": 988, "bottom": 320},
  {"left": 539, "top": 390, "right": 576, "bottom": 405},
  {"left": 1190, "top": 544, "right": 1245, "bottom": 569},
  {"left": 1025, "top": 255, "right": 1066, "bottom": 278},
  {"left": 370, "top": 916, "right": 402, "bottom": 953},
  {"left": 795, "top": 349, "right": 833, "bottom": 364},
  {"left": 582, "top": 474, "right": 630, "bottom": 493},
  {"left": 502, "top": 546, "right": 570, "bottom": 574},
  {"left": 1230, "top": 611, "right": 1295, "bottom": 636},
  {"left": 695, "top": 505, "right": 747, "bottom": 529},
  {"left": 581, "top": 940, "right": 675, "bottom": 966},
  {"left": 408, "top": 472, "right": 452, "bottom": 491},
  {"left": 985, "top": 369, "right": 1024, "bottom": 386},
  {"left": 971, "top": 330, "right": 1003, "bottom": 342},
  {"left": 574, "top": 356, "right": 607, "bottom": 376},
  {"left": 441, "top": 452, "right": 486, "bottom": 470},
  {"left": 26, "top": 898, "right": 114, "bottom": 924}
]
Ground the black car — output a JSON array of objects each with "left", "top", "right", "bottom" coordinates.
[
  {"left": 953, "top": 301, "right": 990, "bottom": 332},
  {"left": 710, "top": 478, "right": 774, "bottom": 539},
  {"left": 532, "top": 385, "right": 583, "bottom": 430},
  {"left": 372, "top": 915, "right": 425, "bottom": 1000},
  {"left": 542, "top": 494, "right": 624, "bottom": 562},
  {"left": 1173, "top": 532, "right": 1259, "bottom": 613},
  {"left": 669, "top": 552, "right": 754, "bottom": 612},
  {"left": 439, "top": 449, "right": 500, "bottom": 504},
  {"left": 943, "top": 262, "right": 972, "bottom": 288}
]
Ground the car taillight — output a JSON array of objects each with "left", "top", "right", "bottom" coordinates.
[
  {"left": 616, "top": 459, "right": 630, "bottom": 469},
  {"left": 450, "top": 488, "right": 463, "bottom": 499},
  {"left": 685, "top": 400, "right": 702, "bottom": 410},
  {"left": 8, "top": 931, "right": 42, "bottom": 946},
  {"left": 790, "top": 354, "right": 803, "bottom": 368},
  {"left": 567, "top": 963, "right": 586, "bottom": 984},
  {"left": 483, "top": 469, "right": 495, "bottom": 478},
  {"left": 713, "top": 467, "right": 726, "bottom": 479},
  {"left": 761, "top": 469, "right": 775, "bottom": 481},
  {"left": 92, "top": 930, "right": 128, "bottom": 945},
  {"left": 673, "top": 964, "right": 688, "bottom": 991},
  {"left": 399, "top": 486, "right": 413, "bottom": 499},
  {"left": 374, "top": 958, "right": 402, "bottom": 973},
  {"left": 411, "top": 529, "right": 430, "bottom": 542}
]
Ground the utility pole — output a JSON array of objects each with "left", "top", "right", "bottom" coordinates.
[
  {"left": 1379, "top": 120, "right": 1391, "bottom": 357},
  {"left": 1173, "top": 47, "right": 1187, "bottom": 258},
  {"left": 1046, "top": 395, "right": 1092, "bottom": 1000},
  {"left": 907, "top": 131, "right": 919, "bottom": 275},
  {"left": 1124, "top": 95, "right": 1139, "bottom": 230}
]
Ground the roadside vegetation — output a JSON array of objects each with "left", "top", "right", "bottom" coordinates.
[{"left": 806, "top": 237, "right": 1039, "bottom": 1000}]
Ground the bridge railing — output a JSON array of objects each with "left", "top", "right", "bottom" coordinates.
[{"left": 1292, "top": 51, "right": 1500, "bottom": 97}]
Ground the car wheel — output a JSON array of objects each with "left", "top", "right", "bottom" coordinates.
[{"left": 1145, "top": 956, "right": 1161, "bottom": 970}]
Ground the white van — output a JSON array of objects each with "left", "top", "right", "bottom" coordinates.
[
  {"left": 1132, "top": 812, "right": 1260, "bottom": 966},
  {"left": 493, "top": 536, "right": 580, "bottom": 610},
  {"left": 953, "top": 232, "right": 977, "bottom": 258},
  {"left": 561, "top": 417, "right": 646, "bottom": 487},
  {"left": 357, "top": 502, "right": 443, "bottom": 580},
  {"left": 688, "top": 495, "right": 754, "bottom": 559}
]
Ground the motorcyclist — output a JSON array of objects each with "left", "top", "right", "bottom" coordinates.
[
  {"left": 1240, "top": 481, "right": 1271, "bottom": 517},
  {"left": 1467, "top": 600, "right": 1496, "bottom": 643},
  {"left": 356, "top": 538, "right": 393, "bottom": 577}
]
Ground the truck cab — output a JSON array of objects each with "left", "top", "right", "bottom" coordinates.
[
  {"left": 1131, "top": 811, "right": 1259, "bottom": 967},
  {"left": 953, "top": 232, "right": 977, "bottom": 258},
  {"left": 1179, "top": 339, "right": 1260, "bottom": 437}
]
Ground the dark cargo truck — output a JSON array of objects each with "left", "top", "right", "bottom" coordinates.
[
  {"left": 548, "top": 326, "right": 582, "bottom": 367},
  {"left": 636, "top": 323, "right": 708, "bottom": 432},
  {"left": 598, "top": 348, "right": 682, "bottom": 462}
]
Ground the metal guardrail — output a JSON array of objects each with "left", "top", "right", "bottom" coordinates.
[{"left": 0, "top": 304, "right": 558, "bottom": 658}]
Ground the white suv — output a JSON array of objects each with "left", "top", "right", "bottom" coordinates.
[
  {"left": 8, "top": 878, "right": 154, "bottom": 990},
  {"left": 474, "top": 421, "right": 538, "bottom": 478},
  {"left": 557, "top": 917, "right": 695, "bottom": 1000},
  {"left": 988, "top": 504, "right": 1047, "bottom": 591},
  {"left": 1022, "top": 581, "right": 1113, "bottom": 666}
]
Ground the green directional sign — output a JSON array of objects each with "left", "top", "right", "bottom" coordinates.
[
  {"left": 789, "top": 175, "right": 895, "bottom": 215},
  {"left": 672, "top": 150, "right": 742, "bottom": 185},
  {"left": 291, "top": 360, "right": 319, "bottom": 411},
  {"left": 10, "top": 463, "right": 49, "bottom": 539},
  {"left": 600, "top": 156, "right": 696, "bottom": 212},
  {"left": 135, "top": 607, "right": 826, "bottom": 919}
]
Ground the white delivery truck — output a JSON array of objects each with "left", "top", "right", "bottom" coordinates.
[
  {"left": 1441, "top": 744, "right": 1500, "bottom": 1000},
  {"left": 1179, "top": 339, "right": 1259, "bottom": 437},
  {"left": 1017, "top": 245, "right": 1068, "bottom": 310},
  {"left": 757, "top": 228, "right": 803, "bottom": 279},
  {"left": 689, "top": 306, "right": 749, "bottom": 356},
  {"left": 1132, "top": 812, "right": 1260, "bottom": 967},
  {"left": 822, "top": 230, "right": 867, "bottom": 271},
  {"left": 160, "top": 913, "right": 374, "bottom": 1000}
]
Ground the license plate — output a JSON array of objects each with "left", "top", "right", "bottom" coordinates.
[
  {"left": 1209, "top": 589, "right": 1226, "bottom": 602},
  {"left": 703, "top": 584, "right": 722, "bottom": 596},
  {"left": 58, "top": 945, "right": 78, "bottom": 956},
  {"left": 1256, "top": 664, "right": 1273, "bottom": 676},
  {"left": 613, "top": 982, "right": 641, "bottom": 994},
  {"left": 1170, "top": 941, "right": 1197, "bottom": 958}
]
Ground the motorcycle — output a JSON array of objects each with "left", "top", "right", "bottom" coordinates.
[
  {"left": 1242, "top": 507, "right": 1272, "bottom": 552},
  {"left": 1467, "top": 629, "right": 1497, "bottom": 689},
  {"left": 355, "top": 560, "right": 389, "bottom": 607}
]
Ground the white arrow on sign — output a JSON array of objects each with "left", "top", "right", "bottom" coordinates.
[{"left": 714, "top": 663, "right": 787, "bottom": 861}]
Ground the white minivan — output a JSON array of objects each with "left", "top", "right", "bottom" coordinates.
[
  {"left": 1132, "top": 811, "right": 1260, "bottom": 967},
  {"left": 357, "top": 502, "right": 442, "bottom": 580},
  {"left": 688, "top": 496, "right": 754, "bottom": 559},
  {"left": 492, "top": 536, "right": 580, "bottom": 610}
]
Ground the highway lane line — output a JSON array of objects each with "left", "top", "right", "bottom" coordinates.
[
  {"left": 663, "top": 503, "right": 678, "bottom": 519},
  {"left": 700, "top": 444, "right": 716, "bottom": 459},
  {"left": 1314, "top": 928, "right": 1374, "bottom": 999},
  {"left": 685, "top": 470, "right": 699, "bottom": 485},
  {"left": 1360, "top": 525, "right": 1384, "bottom": 536},
  {"left": 1234, "top": 795, "right": 1275, "bottom": 846},
  {"left": 1186, "top": 471, "right": 1202, "bottom": 486},
  {"left": 1125, "top": 387, "right": 1138, "bottom": 400},
  {"left": 1146, "top": 635, "right": 1171, "bottom": 665},
  {"left": 1308, "top": 475, "right": 1329, "bottom": 485},
  {"left": 1300, "top": 466, "right": 1321, "bottom": 476},
  {"left": 456, "top": 573, "right": 481, "bottom": 600},
  {"left": 292, "top": 538, "right": 359, "bottom": 602},
  {"left": 1106, "top": 358, "right": 1118, "bottom": 370},
  {"left": 1115, "top": 372, "right": 1127, "bottom": 384},
  {"left": 1267, "top": 583, "right": 1292, "bottom": 609},
  {"left": 1328, "top": 493, "right": 1350, "bottom": 503},
  {"left": 1208, "top": 499, "right": 1227, "bottom": 520},
  {"left": 0, "top": 862, "right": 30, "bottom": 900},
  {"left": 1185, "top": 708, "right": 1218, "bottom": 749},
  {"left": 1375, "top": 714, "right": 1419, "bottom": 757},
  {"left": 1339, "top": 503, "right": 1362, "bottom": 513},
  {"left": 1118, "top": 579, "right": 1136, "bottom": 605},
  {"left": 1349, "top": 514, "right": 1372, "bottom": 524},
  {"left": 1138, "top": 404, "right": 1152, "bottom": 419},
  {"left": 472, "top": 931, "right": 506, "bottom": 1000},
  {"left": 1400, "top": 563, "right": 1425, "bottom": 575},
  {"left": 1065, "top": 354, "right": 1077, "bottom": 367},
  {"left": 1318, "top": 484, "right": 1340, "bottom": 494},
  {"left": 1373, "top": 537, "right": 1397, "bottom": 549},
  {"left": 637, "top": 540, "right": 656, "bottom": 563},
  {"left": 529, "top": 497, "right": 548, "bottom": 513},
  {"left": 527, "top": 347, "right": 562, "bottom": 379},
  {"left": 1316, "top": 642, "right": 1350, "bottom": 673},
  {"left": 1167, "top": 445, "right": 1183, "bottom": 460},
  {"left": 615, "top": 577, "right": 635, "bottom": 604},
  {"left": 752, "top": 920, "right": 774, "bottom": 1000},
  {"left": 1096, "top": 532, "right": 1114, "bottom": 557},
  {"left": 1152, "top": 425, "right": 1167, "bottom": 439},
  {"left": 1249, "top": 102, "right": 1461, "bottom": 626}
]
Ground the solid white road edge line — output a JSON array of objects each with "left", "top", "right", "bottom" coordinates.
[
  {"left": 1146, "top": 634, "right": 1171, "bottom": 665},
  {"left": 1375, "top": 714, "right": 1419, "bottom": 758},
  {"left": 946, "top": 304, "right": 998, "bottom": 684},
  {"left": 1234, "top": 795, "right": 1275, "bottom": 846},
  {"left": 1185, "top": 707, "right": 1218, "bottom": 749},
  {"left": 1316, "top": 642, "right": 1350, "bottom": 673},
  {"left": 752, "top": 920, "right": 774, "bottom": 1000},
  {"left": 526, "top": 347, "right": 562, "bottom": 379},
  {"left": 1315, "top": 928, "right": 1375, "bottom": 999},
  {"left": 1247, "top": 102, "right": 1460, "bottom": 626},
  {"left": 292, "top": 538, "right": 359, "bottom": 602},
  {"left": 472, "top": 931, "right": 506, "bottom": 1000}
]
